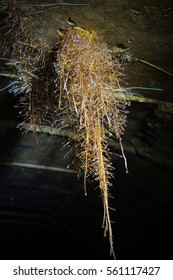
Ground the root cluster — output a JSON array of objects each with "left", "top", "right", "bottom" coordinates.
[{"left": 0, "top": 1, "right": 130, "bottom": 258}]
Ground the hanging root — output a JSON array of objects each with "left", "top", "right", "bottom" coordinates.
[
  {"left": 54, "top": 28, "right": 130, "bottom": 257},
  {"left": 0, "top": 1, "right": 53, "bottom": 132}
]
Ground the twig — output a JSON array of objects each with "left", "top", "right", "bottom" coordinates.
[
  {"left": 33, "top": 3, "right": 89, "bottom": 7},
  {"left": 126, "top": 95, "right": 173, "bottom": 107},
  {"left": 0, "top": 161, "right": 77, "bottom": 174},
  {"left": 118, "top": 86, "right": 163, "bottom": 92},
  {"left": 136, "top": 58, "right": 173, "bottom": 77}
]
